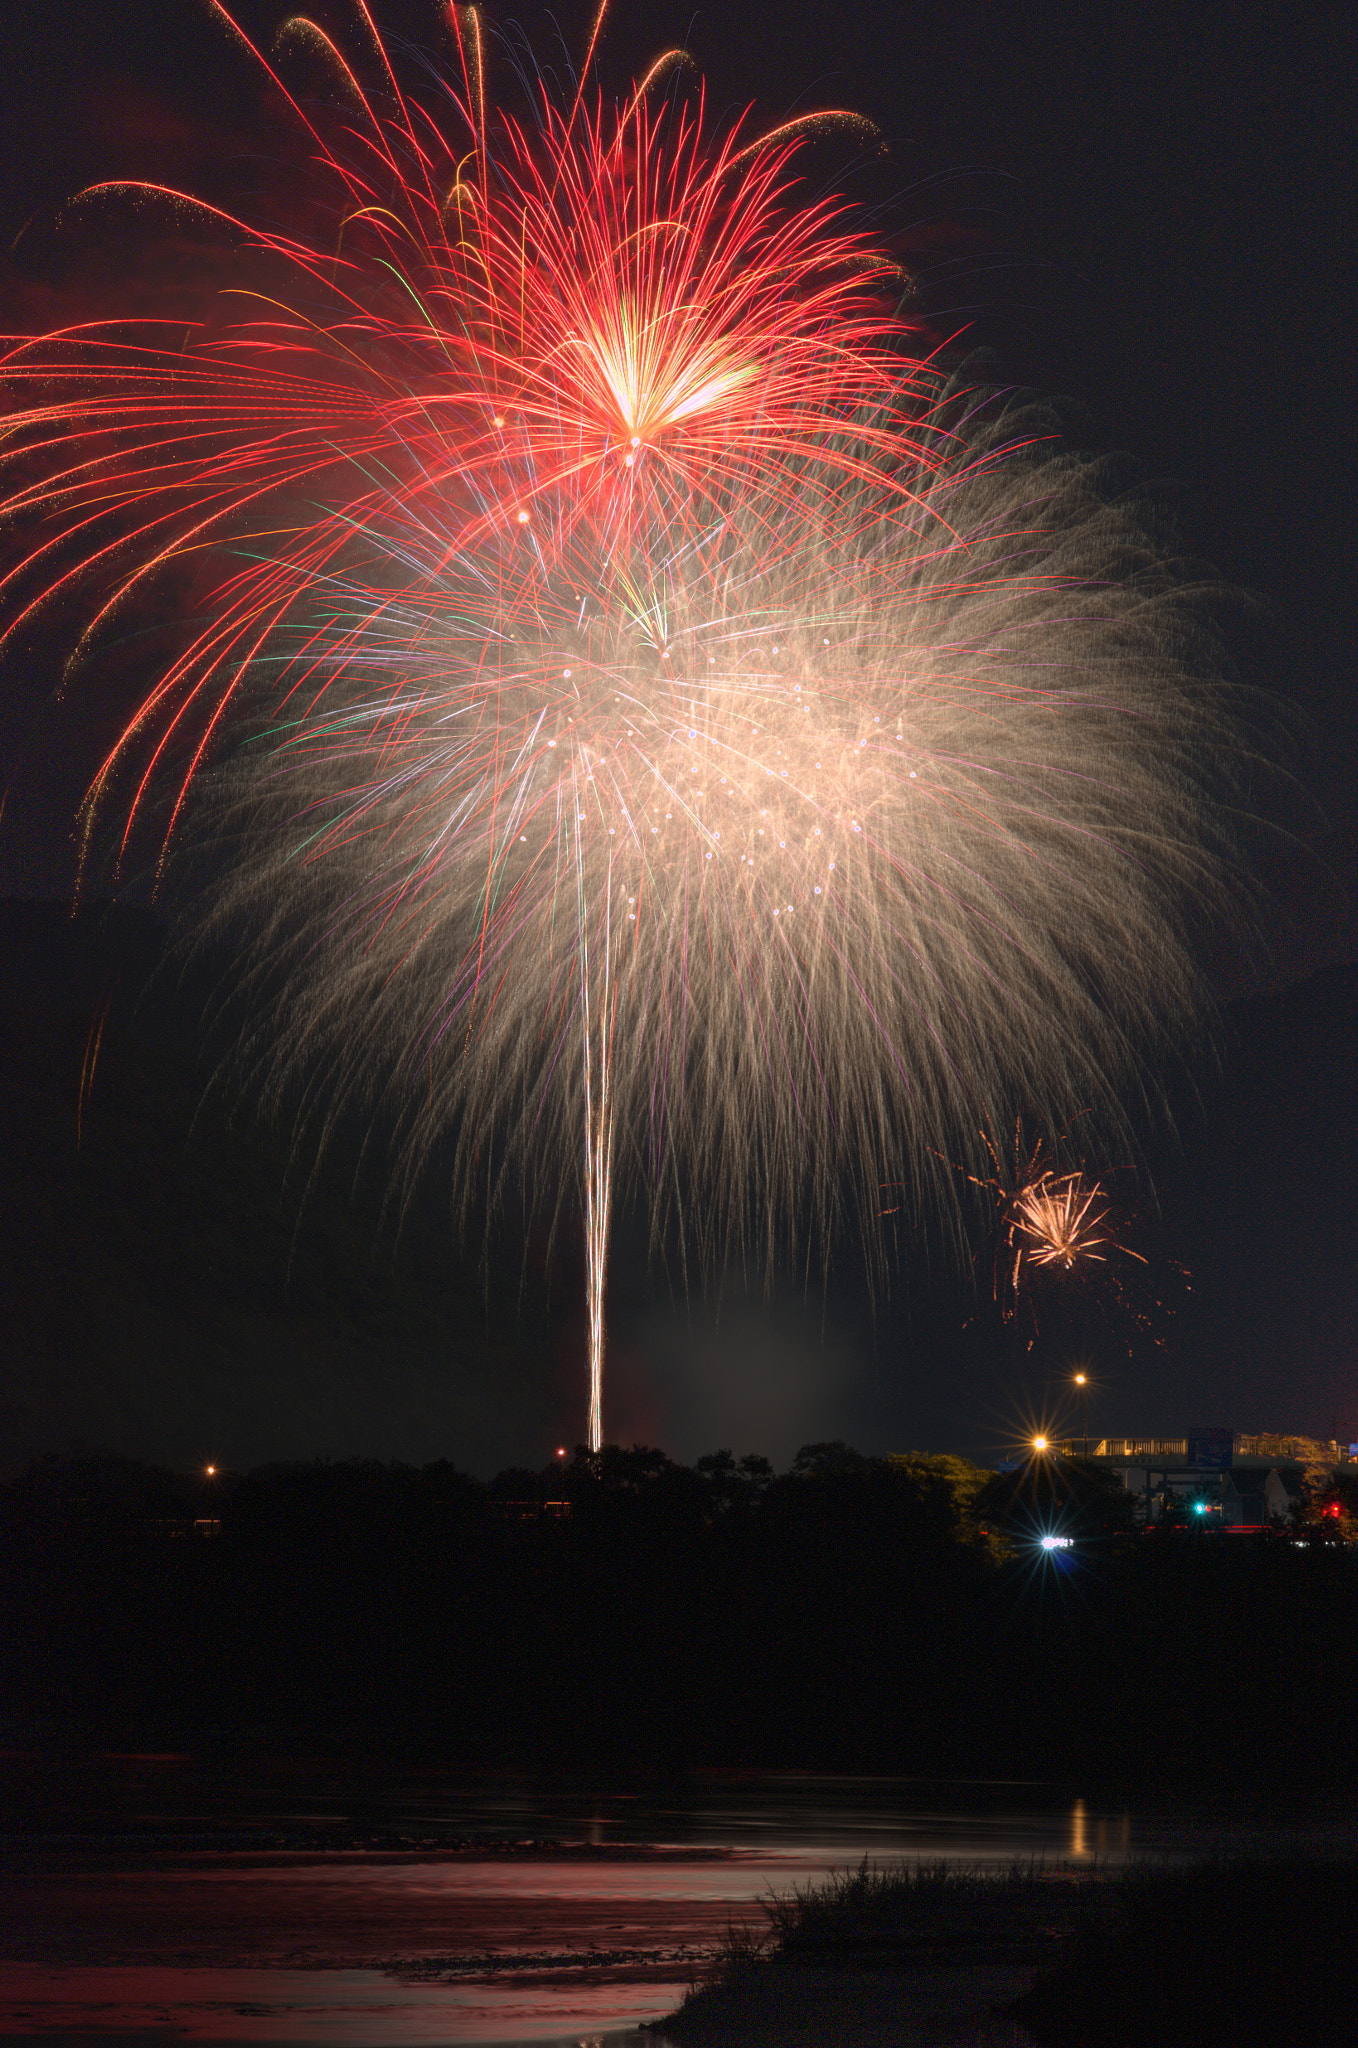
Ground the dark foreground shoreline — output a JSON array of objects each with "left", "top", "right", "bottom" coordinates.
[{"left": 657, "top": 1856, "right": 1357, "bottom": 2047}]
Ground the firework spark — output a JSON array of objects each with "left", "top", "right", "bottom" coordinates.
[{"left": 2, "top": 4, "right": 1242, "bottom": 1444}]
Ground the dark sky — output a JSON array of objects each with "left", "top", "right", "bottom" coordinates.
[{"left": 0, "top": 1, "right": 1352, "bottom": 1471}]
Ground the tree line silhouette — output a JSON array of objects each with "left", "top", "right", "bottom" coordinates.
[{"left": 2, "top": 1443, "right": 1353, "bottom": 1791}]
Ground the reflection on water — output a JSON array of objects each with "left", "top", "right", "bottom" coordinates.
[
  {"left": 0, "top": 1966, "right": 675, "bottom": 2045},
  {"left": 1071, "top": 1796, "right": 1085, "bottom": 1859},
  {"left": 2, "top": 1765, "right": 1352, "bottom": 2044}
]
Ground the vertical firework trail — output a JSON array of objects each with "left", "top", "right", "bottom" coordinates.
[
  {"left": 580, "top": 842, "right": 615, "bottom": 1450},
  {"left": 0, "top": 4, "right": 1248, "bottom": 1447}
]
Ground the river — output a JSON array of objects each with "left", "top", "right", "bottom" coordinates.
[{"left": 2, "top": 1758, "right": 1350, "bottom": 2043}]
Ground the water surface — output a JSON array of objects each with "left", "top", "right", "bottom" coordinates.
[{"left": 3, "top": 1761, "right": 1349, "bottom": 2043}]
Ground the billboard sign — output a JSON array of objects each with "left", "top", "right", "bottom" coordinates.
[{"left": 1186, "top": 1428, "right": 1234, "bottom": 1468}]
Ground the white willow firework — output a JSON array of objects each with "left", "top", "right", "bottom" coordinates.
[{"left": 197, "top": 379, "right": 1242, "bottom": 1446}]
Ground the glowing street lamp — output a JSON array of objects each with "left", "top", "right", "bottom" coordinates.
[
  {"left": 1032, "top": 1436, "right": 1049, "bottom": 1454},
  {"left": 1073, "top": 1372, "right": 1090, "bottom": 1457}
]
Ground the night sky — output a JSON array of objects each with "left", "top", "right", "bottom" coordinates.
[{"left": 0, "top": 1, "right": 1352, "bottom": 1474}]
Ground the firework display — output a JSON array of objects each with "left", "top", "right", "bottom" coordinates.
[
  {"left": 949, "top": 1127, "right": 1179, "bottom": 1352},
  {"left": 1, "top": 4, "right": 1243, "bottom": 1445},
  {"left": 1009, "top": 1172, "right": 1120, "bottom": 1277}
]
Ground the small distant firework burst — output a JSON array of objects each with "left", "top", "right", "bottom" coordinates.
[
  {"left": 943, "top": 1126, "right": 1177, "bottom": 1351},
  {"left": 2, "top": 3, "right": 1241, "bottom": 1443},
  {"left": 1009, "top": 1172, "right": 1120, "bottom": 1276}
]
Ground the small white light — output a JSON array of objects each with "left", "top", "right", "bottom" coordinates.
[{"left": 910, "top": 770, "right": 916, "bottom": 778}]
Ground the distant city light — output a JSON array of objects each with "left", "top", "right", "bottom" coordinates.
[
  {"left": 1040, "top": 1534, "right": 1074, "bottom": 1550},
  {"left": 1032, "top": 1436, "right": 1049, "bottom": 1452}
]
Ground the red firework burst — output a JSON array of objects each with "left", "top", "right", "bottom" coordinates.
[{"left": 0, "top": 1, "right": 933, "bottom": 874}]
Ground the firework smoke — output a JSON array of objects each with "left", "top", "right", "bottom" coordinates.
[{"left": 1, "top": 5, "right": 1246, "bottom": 1444}]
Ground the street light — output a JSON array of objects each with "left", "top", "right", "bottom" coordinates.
[
  {"left": 1032, "top": 1436, "right": 1049, "bottom": 1453},
  {"left": 1073, "top": 1374, "right": 1090, "bottom": 1457}
]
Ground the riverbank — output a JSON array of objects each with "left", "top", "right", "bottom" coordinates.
[{"left": 658, "top": 1855, "right": 1355, "bottom": 2046}]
